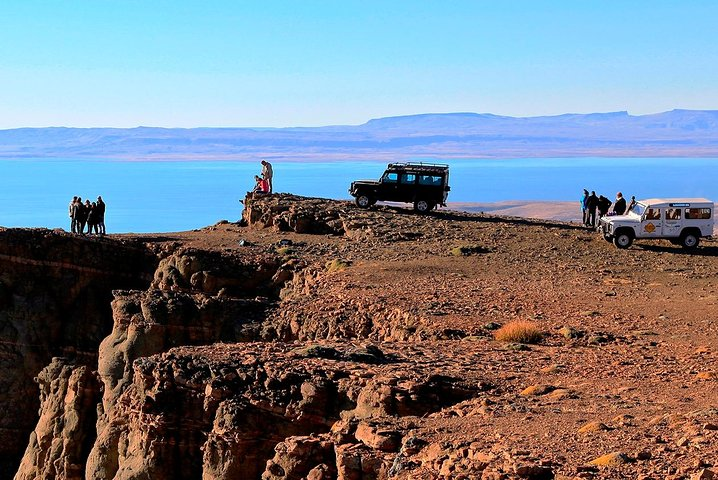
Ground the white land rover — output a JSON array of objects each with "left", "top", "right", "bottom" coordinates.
[{"left": 600, "top": 198, "right": 714, "bottom": 249}]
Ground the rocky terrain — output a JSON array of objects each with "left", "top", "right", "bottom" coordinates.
[{"left": 2, "top": 194, "right": 718, "bottom": 479}]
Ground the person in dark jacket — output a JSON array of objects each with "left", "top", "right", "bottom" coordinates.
[
  {"left": 581, "top": 189, "right": 589, "bottom": 226},
  {"left": 597, "top": 195, "right": 612, "bottom": 222},
  {"left": 81, "top": 199, "right": 92, "bottom": 234},
  {"left": 87, "top": 202, "right": 98, "bottom": 234},
  {"left": 613, "top": 192, "right": 627, "bottom": 215},
  {"left": 96, "top": 196, "right": 106, "bottom": 235},
  {"left": 586, "top": 191, "right": 599, "bottom": 227},
  {"left": 76, "top": 197, "right": 87, "bottom": 234}
]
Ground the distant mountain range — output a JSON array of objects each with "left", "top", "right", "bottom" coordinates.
[{"left": 2, "top": 110, "right": 718, "bottom": 160}]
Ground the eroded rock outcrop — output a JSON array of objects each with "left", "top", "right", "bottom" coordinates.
[
  {"left": 85, "top": 249, "right": 291, "bottom": 479},
  {"left": 151, "top": 247, "right": 282, "bottom": 297},
  {"left": 0, "top": 228, "right": 155, "bottom": 475},
  {"left": 242, "top": 194, "right": 431, "bottom": 241},
  {"left": 15, "top": 358, "right": 98, "bottom": 480},
  {"left": 243, "top": 195, "right": 348, "bottom": 235},
  {"left": 85, "top": 342, "right": 483, "bottom": 479},
  {"left": 13, "top": 242, "right": 291, "bottom": 479}
]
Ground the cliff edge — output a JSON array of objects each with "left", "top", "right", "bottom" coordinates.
[{"left": 4, "top": 195, "right": 718, "bottom": 479}]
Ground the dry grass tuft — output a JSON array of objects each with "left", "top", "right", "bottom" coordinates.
[
  {"left": 450, "top": 245, "right": 489, "bottom": 256},
  {"left": 326, "top": 259, "right": 351, "bottom": 273},
  {"left": 494, "top": 320, "right": 543, "bottom": 344},
  {"left": 276, "top": 247, "right": 294, "bottom": 256}
]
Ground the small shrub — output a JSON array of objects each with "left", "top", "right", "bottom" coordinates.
[
  {"left": 450, "top": 244, "right": 489, "bottom": 256},
  {"left": 559, "top": 326, "right": 584, "bottom": 339},
  {"left": 276, "top": 247, "right": 294, "bottom": 255},
  {"left": 494, "top": 320, "right": 543, "bottom": 344},
  {"left": 326, "top": 259, "right": 351, "bottom": 272}
]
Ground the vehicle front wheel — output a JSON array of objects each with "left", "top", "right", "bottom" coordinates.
[
  {"left": 680, "top": 232, "right": 700, "bottom": 249},
  {"left": 613, "top": 232, "right": 633, "bottom": 249},
  {"left": 414, "top": 199, "right": 433, "bottom": 213},
  {"left": 355, "top": 195, "right": 372, "bottom": 209}
]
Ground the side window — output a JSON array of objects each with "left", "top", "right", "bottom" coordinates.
[
  {"left": 645, "top": 208, "right": 661, "bottom": 220},
  {"left": 665, "top": 208, "right": 681, "bottom": 220},
  {"left": 401, "top": 173, "right": 416, "bottom": 184},
  {"left": 685, "top": 208, "right": 712, "bottom": 219},
  {"left": 418, "top": 175, "right": 442, "bottom": 185},
  {"left": 382, "top": 172, "right": 398, "bottom": 183}
]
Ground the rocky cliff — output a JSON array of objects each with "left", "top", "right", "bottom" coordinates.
[
  {"left": 6, "top": 196, "right": 718, "bottom": 479},
  {"left": 0, "top": 228, "right": 155, "bottom": 476}
]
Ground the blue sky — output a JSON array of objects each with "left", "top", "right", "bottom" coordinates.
[{"left": 1, "top": 1, "right": 717, "bottom": 128}]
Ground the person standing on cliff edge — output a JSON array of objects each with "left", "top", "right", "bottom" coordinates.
[
  {"left": 586, "top": 191, "right": 598, "bottom": 228},
  {"left": 96, "top": 196, "right": 106, "bottom": 235},
  {"left": 69, "top": 196, "right": 78, "bottom": 233},
  {"left": 261, "top": 160, "right": 273, "bottom": 194}
]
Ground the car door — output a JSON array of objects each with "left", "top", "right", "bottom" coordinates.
[
  {"left": 662, "top": 207, "right": 682, "bottom": 237},
  {"left": 380, "top": 172, "right": 400, "bottom": 201},
  {"left": 640, "top": 207, "right": 662, "bottom": 238},
  {"left": 400, "top": 173, "right": 417, "bottom": 201}
]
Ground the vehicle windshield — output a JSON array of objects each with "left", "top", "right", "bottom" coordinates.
[{"left": 632, "top": 203, "right": 646, "bottom": 216}]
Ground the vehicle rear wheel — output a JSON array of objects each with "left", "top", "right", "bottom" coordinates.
[
  {"left": 414, "top": 199, "right": 433, "bottom": 213},
  {"left": 613, "top": 232, "right": 633, "bottom": 249},
  {"left": 680, "top": 232, "right": 700, "bottom": 249},
  {"left": 355, "top": 195, "right": 372, "bottom": 209}
]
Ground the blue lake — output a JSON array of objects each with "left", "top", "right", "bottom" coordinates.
[{"left": 1, "top": 157, "right": 716, "bottom": 233}]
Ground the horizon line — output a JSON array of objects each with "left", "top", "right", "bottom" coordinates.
[{"left": 2, "top": 108, "right": 717, "bottom": 131}]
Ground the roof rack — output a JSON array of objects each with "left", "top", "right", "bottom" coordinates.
[{"left": 387, "top": 162, "right": 449, "bottom": 171}]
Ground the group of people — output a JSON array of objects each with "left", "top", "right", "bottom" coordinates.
[
  {"left": 69, "top": 196, "right": 106, "bottom": 235},
  {"left": 249, "top": 160, "right": 274, "bottom": 196},
  {"left": 581, "top": 190, "right": 636, "bottom": 228}
]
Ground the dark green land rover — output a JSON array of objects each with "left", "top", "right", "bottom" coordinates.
[{"left": 349, "top": 163, "right": 450, "bottom": 213}]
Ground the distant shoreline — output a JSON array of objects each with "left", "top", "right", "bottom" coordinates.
[
  {"left": 2, "top": 152, "right": 718, "bottom": 162},
  {"left": 3, "top": 153, "right": 718, "bottom": 163},
  {"left": 2, "top": 110, "right": 718, "bottom": 160}
]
